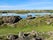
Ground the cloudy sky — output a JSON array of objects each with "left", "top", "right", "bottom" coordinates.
[{"left": 0, "top": 0, "right": 53, "bottom": 10}]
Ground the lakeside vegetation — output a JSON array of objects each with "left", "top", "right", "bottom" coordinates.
[{"left": 0, "top": 10, "right": 53, "bottom": 13}]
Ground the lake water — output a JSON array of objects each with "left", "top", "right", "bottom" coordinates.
[{"left": 0, "top": 13, "right": 52, "bottom": 18}]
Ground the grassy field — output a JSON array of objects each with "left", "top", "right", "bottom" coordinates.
[
  {"left": 0, "top": 23, "right": 53, "bottom": 36},
  {"left": 0, "top": 17, "right": 53, "bottom": 40},
  {"left": 0, "top": 16, "right": 53, "bottom": 36}
]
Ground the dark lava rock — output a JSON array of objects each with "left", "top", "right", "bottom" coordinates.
[
  {"left": 2, "top": 16, "right": 22, "bottom": 24},
  {"left": 24, "top": 33, "right": 30, "bottom": 37},
  {"left": 0, "top": 20, "right": 4, "bottom": 25},
  {"left": 35, "top": 36, "right": 42, "bottom": 40},
  {"left": 26, "top": 15, "right": 35, "bottom": 19},
  {"left": 7, "top": 34, "right": 19, "bottom": 40}
]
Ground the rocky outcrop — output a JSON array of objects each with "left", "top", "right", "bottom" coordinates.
[
  {"left": 0, "top": 31, "right": 51, "bottom": 40},
  {"left": 0, "top": 16, "right": 22, "bottom": 25},
  {"left": 26, "top": 15, "right": 35, "bottom": 19},
  {"left": 0, "top": 20, "right": 4, "bottom": 25},
  {"left": 6, "top": 31, "right": 43, "bottom": 40}
]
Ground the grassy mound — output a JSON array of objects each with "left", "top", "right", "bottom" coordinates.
[{"left": 0, "top": 16, "right": 53, "bottom": 35}]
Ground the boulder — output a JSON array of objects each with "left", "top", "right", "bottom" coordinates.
[
  {"left": 23, "top": 36, "right": 30, "bottom": 40},
  {"left": 0, "top": 20, "right": 4, "bottom": 25},
  {"left": 47, "top": 31, "right": 53, "bottom": 36},
  {"left": 7, "top": 34, "right": 18, "bottom": 40},
  {"left": 0, "top": 17, "right": 4, "bottom": 25},
  {"left": 45, "top": 20, "right": 51, "bottom": 25},
  {"left": 18, "top": 32, "right": 24, "bottom": 38},
  {"left": 2, "top": 16, "right": 22, "bottom": 24},
  {"left": 35, "top": 36, "right": 42, "bottom": 40},
  {"left": 30, "top": 30, "right": 37, "bottom": 36},
  {"left": 26, "top": 15, "right": 35, "bottom": 19}
]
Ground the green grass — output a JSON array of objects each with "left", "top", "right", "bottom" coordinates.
[
  {"left": 0, "top": 24, "right": 53, "bottom": 36},
  {"left": 0, "top": 17, "right": 53, "bottom": 36}
]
